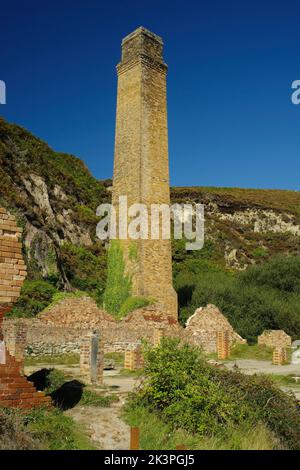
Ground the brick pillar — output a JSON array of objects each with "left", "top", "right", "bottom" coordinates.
[
  {"left": 124, "top": 344, "right": 143, "bottom": 371},
  {"left": 153, "top": 327, "right": 164, "bottom": 347},
  {"left": 80, "top": 330, "right": 104, "bottom": 384},
  {"left": 216, "top": 330, "right": 231, "bottom": 360},
  {"left": 273, "top": 347, "right": 287, "bottom": 365}
]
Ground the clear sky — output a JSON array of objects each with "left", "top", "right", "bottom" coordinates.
[{"left": 1, "top": 0, "right": 299, "bottom": 190}]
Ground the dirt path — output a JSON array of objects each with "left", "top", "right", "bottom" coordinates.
[
  {"left": 25, "top": 364, "right": 138, "bottom": 450},
  {"left": 66, "top": 400, "right": 130, "bottom": 450}
]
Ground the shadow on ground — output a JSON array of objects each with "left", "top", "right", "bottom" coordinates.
[{"left": 27, "top": 368, "right": 84, "bottom": 410}]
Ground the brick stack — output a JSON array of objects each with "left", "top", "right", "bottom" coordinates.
[
  {"left": 272, "top": 347, "right": 287, "bottom": 366},
  {"left": 153, "top": 328, "right": 164, "bottom": 347},
  {"left": 124, "top": 345, "right": 144, "bottom": 371},
  {"left": 0, "top": 349, "right": 51, "bottom": 409},
  {"left": 216, "top": 330, "right": 231, "bottom": 360},
  {"left": 185, "top": 304, "right": 246, "bottom": 353},
  {"left": 258, "top": 330, "right": 292, "bottom": 349},
  {"left": 0, "top": 208, "right": 27, "bottom": 305}
]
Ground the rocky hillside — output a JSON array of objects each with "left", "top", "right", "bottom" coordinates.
[
  {"left": 1, "top": 116, "right": 300, "bottom": 291},
  {"left": 172, "top": 186, "right": 300, "bottom": 272},
  {"left": 0, "top": 117, "right": 108, "bottom": 292}
]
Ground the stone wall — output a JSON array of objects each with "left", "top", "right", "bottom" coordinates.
[
  {"left": 258, "top": 330, "right": 291, "bottom": 349},
  {"left": 2, "top": 297, "right": 246, "bottom": 356},
  {"left": 35, "top": 297, "right": 182, "bottom": 353},
  {"left": 0, "top": 208, "right": 27, "bottom": 305}
]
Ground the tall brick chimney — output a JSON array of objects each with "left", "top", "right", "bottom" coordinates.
[{"left": 112, "top": 27, "right": 178, "bottom": 318}]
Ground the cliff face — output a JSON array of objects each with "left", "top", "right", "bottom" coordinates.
[
  {"left": 172, "top": 187, "right": 300, "bottom": 271},
  {"left": 1, "top": 117, "right": 299, "bottom": 287},
  {"left": 0, "top": 117, "right": 108, "bottom": 288}
]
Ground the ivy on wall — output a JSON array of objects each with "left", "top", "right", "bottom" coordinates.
[
  {"left": 103, "top": 240, "right": 132, "bottom": 316},
  {"left": 103, "top": 240, "right": 152, "bottom": 319}
]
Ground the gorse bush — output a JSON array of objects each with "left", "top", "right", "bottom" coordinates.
[{"left": 129, "top": 338, "right": 300, "bottom": 449}]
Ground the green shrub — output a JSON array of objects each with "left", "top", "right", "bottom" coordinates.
[
  {"left": 239, "top": 255, "right": 300, "bottom": 294},
  {"left": 44, "top": 369, "right": 67, "bottom": 394},
  {"left": 60, "top": 242, "right": 106, "bottom": 297},
  {"left": 118, "top": 296, "right": 151, "bottom": 318},
  {"left": 103, "top": 241, "right": 132, "bottom": 316},
  {"left": 123, "top": 403, "right": 279, "bottom": 450},
  {"left": 9, "top": 280, "right": 58, "bottom": 317},
  {"left": 0, "top": 409, "right": 41, "bottom": 450},
  {"left": 129, "top": 338, "right": 300, "bottom": 449},
  {"left": 23, "top": 407, "right": 94, "bottom": 450}
]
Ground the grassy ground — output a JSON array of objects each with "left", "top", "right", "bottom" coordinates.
[
  {"left": 265, "top": 374, "right": 300, "bottom": 388},
  {"left": 0, "top": 407, "right": 95, "bottom": 450},
  {"left": 105, "top": 352, "right": 124, "bottom": 367},
  {"left": 122, "top": 404, "right": 280, "bottom": 450},
  {"left": 1, "top": 367, "right": 120, "bottom": 450},
  {"left": 25, "top": 353, "right": 79, "bottom": 366},
  {"left": 208, "top": 343, "right": 276, "bottom": 362}
]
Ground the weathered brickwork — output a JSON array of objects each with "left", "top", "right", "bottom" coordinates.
[
  {"left": 184, "top": 304, "right": 246, "bottom": 353},
  {"left": 80, "top": 331, "right": 104, "bottom": 384},
  {"left": 113, "top": 27, "right": 177, "bottom": 317},
  {"left": 0, "top": 208, "right": 50, "bottom": 409},
  {"left": 272, "top": 347, "right": 288, "bottom": 365},
  {"left": 124, "top": 345, "right": 144, "bottom": 371},
  {"left": 0, "top": 208, "right": 27, "bottom": 304},
  {"left": 4, "top": 295, "right": 246, "bottom": 357},
  {"left": 216, "top": 330, "right": 231, "bottom": 360},
  {"left": 0, "top": 348, "right": 51, "bottom": 409},
  {"left": 258, "top": 330, "right": 292, "bottom": 349}
]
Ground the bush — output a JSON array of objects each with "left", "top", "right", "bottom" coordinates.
[
  {"left": 129, "top": 338, "right": 300, "bottom": 449},
  {"left": 9, "top": 280, "right": 58, "bottom": 317},
  {"left": 60, "top": 242, "right": 106, "bottom": 296}
]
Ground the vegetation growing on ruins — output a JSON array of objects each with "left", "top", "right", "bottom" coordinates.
[
  {"left": 102, "top": 241, "right": 151, "bottom": 318},
  {"left": 103, "top": 241, "right": 132, "bottom": 316},
  {"left": 124, "top": 339, "right": 300, "bottom": 450}
]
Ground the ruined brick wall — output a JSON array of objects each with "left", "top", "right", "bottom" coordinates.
[
  {"left": 3, "top": 298, "right": 182, "bottom": 355},
  {"left": 4, "top": 297, "right": 246, "bottom": 356},
  {"left": 258, "top": 330, "right": 291, "bottom": 349},
  {"left": 3, "top": 318, "right": 91, "bottom": 356},
  {"left": 0, "top": 349, "right": 51, "bottom": 409},
  {"left": 0, "top": 208, "right": 27, "bottom": 304},
  {"left": 184, "top": 304, "right": 247, "bottom": 353},
  {"left": 113, "top": 27, "right": 177, "bottom": 317}
]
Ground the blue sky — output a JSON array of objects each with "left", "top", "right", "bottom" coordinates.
[{"left": 1, "top": 0, "right": 300, "bottom": 190}]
